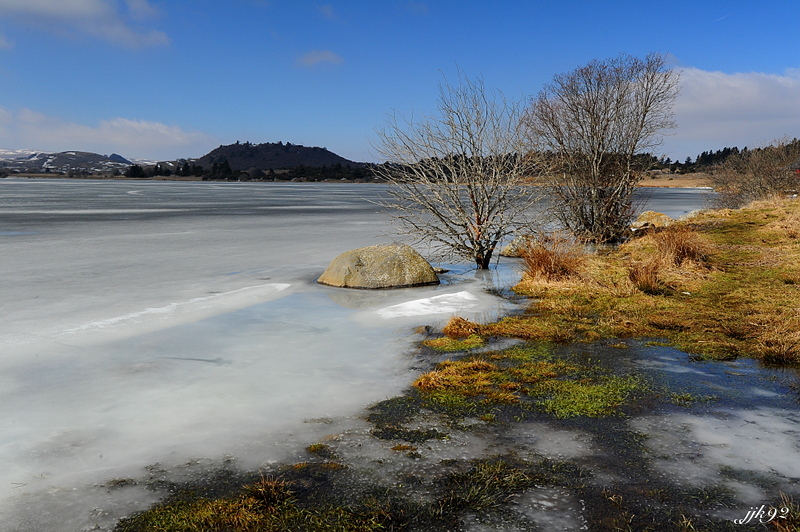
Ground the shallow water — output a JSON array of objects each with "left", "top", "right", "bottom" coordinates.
[
  {"left": 0, "top": 179, "right": 758, "bottom": 531},
  {"left": 305, "top": 340, "right": 800, "bottom": 530},
  {"left": 563, "top": 341, "right": 800, "bottom": 508}
]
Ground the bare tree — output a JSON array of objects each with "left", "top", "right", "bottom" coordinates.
[
  {"left": 710, "top": 138, "right": 800, "bottom": 208},
  {"left": 524, "top": 53, "right": 680, "bottom": 243},
  {"left": 372, "top": 72, "right": 541, "bottom": 269}
]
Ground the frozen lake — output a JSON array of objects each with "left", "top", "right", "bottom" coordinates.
[{"left": 0, "top": 179, "right": 713, "bottom": 530}]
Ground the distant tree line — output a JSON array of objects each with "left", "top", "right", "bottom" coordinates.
[
  {"left": 274, "top": 163, "right": 375, "bottom": 181},
  {"left": 654, "top": 142, "right": 799, "bottom": 174},
  {"left": 124, "top": 160, "right": 379, "bottom": 182},
  {"left": 124, "top": 163, "right": 179, "bottom": 178}
]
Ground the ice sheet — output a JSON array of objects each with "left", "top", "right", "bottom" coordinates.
[
  {"left": 0, "top": 180, "right": 716, "bottom": 531},
  {"left": 376, "top": 291, "right": 480, "bottom": 318},
  {"left": 0, "top": 180, "right": 525, "bottom": 530}
]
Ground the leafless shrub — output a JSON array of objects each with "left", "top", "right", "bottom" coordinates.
[
  {"left": 710, "top": 138, "right": 800, "bottom": 208},
  {"left": 372, "top": 71, "right": 544, "bottom": 269},
  {"left": 524, "top": 53, "right": 680, "bottom": 243}
]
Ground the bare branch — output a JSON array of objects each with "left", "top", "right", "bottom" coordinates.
[
  {"left": 372, "top": 71, "right": 543, "bottom": 269},
  {"left": 524, "top": 53, "right": 680, "bottom": 243}
]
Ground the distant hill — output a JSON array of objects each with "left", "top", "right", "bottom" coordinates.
[
  {"left": 0, "top": 150, "right": 132, "bottom": 174},
  {"left": 194, "top": 141, "right": 361, "bottom": 171},
  {"left": 0, "top": 142, "right": 369, "bottom": 180}
]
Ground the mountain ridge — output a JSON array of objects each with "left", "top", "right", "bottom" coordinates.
[
  {"left": 193, "top": 141, "right": 362, "bottom": 171},
  {"left": 0, "top": 150, "right": 133, "bottom": 174},
  {"left": 0, "top": 142, "right": 364, "bottom": 176}
]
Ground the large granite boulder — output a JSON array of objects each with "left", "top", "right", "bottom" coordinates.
[
  {"left": 631, "top": 211, "right": 674, "bottom": 231},
  {"left": 317, "top": 243, "right": 440, "bottom": 289}
]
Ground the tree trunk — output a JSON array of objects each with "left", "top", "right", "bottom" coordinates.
[{"left": 476, "top": 250, "right": 493, "bottom": 269}]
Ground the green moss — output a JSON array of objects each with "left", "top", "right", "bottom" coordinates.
[
  {"left": 669, "top": 392, "right": 719, "bottom": 407},
  {"left": 491, "top": 343, "right": 553, "bottom": 362},
  {"left": 423, "top": 389, "right": 479, "bottom": 416},
  {"left": 119, "top": 463, "right": 423, "bottom": 532},
  {"left": 306, "top": 443, "right": 338, "bottom": 459},
  {"left": 117, "top": 494, "right": 390, "bottom": 532},
  {"left": 535, "top": 374, "right": 646, "bottom": 418},
  {"left": 509, "top": 360, "right": 577, "bottom": 384},
  {"left": 412, "top": 344, "right": 646, "bottom": 421},
  {"left": 423, "top": 334, "right": 485, "bottom": 351}
]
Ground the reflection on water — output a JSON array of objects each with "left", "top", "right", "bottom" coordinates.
[{"left": 555, "top": 340, "right": 800, "bottom": 520}]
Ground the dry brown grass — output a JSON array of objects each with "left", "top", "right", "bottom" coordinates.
[
  {"left": 651, "top": 225, "right": 714, "bottom": 266},
  {"left": 482, "top": 315, "right": 579, "bottom": 343},
  {"left": 462, "top": 198, "right": 800, "bottom": 365},
  {"left": 521, "top": 234, "right": 587, "bottom": 282},
  {"left": 780, "top": 211, "right": 800, "bottom": 239},
  {"left": 746, "top": 196, "right": 795, "bottom": 210},
  {"left": 628, "top": 259, "right": 666, "bottom": 295},
  {"left": 753, "top": 313, "right": 800, "bottom": 364},
  {"left": 413, "top": 359, "right": 499, "bottom": 394},
  {"left": 442, "top": 316, "right": 482, "bottom": 338},
  {"left": 770, "top": 492, "right": 800, "bottom": 532},
  {"left": 756, "top": 196, "right": 800, "bottom": 240},
  {"left": 620, "top": 224, "right": 715, "bottom": 295},
  {"left": 244, "top": 475, "right": 296, "bottom": 508},
  {"left": 423, "top": 334, "right": 485, "bottom": 351}
]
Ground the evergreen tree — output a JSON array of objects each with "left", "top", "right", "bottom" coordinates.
[{"left": 125, "top": 164, "right": 147, "bottom": 178}]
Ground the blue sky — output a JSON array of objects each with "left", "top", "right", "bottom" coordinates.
[{"left": 1, "top": 0, "right": 799, "bottom": 162}]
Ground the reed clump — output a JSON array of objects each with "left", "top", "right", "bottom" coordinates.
[
  {"left": 520, "top": 233, "right": 587, "bottom": 282},
  {"left": 651, "top": 224, "right": 714, "bottom": 266},
  {"left": 441, "top": 316, "right": 481, "bottom": 338},
  {"left": 628, "top": 258, "right": 666, "bottom": 295}
]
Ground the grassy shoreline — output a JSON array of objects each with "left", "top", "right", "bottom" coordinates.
[
  {"left": 477, "top": 196, "right": 800, "bottom": 365},
  {"left": 115, "top": 197, "right": 800, "bottom": 531}
]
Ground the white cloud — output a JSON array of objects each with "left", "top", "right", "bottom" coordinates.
[
  {"left": 317, "top": 4, "right": 336, "bottom": 20},
  {"left": 297, "top": 49, "right": 343, "bottom": 67},
  {"left": 0, "top": 107, "right": 217, "bottom": 160},
  {"left": 664, "top": 67, "right": 800, "bottom": 158},
  {"left": 0, "top": 0, "right": 168, "bottom": 48},
  {"left": 0, "top": 31, "right": 12, "bottom": 49},
  {"left": 405, "top": 1, "right": 428, "bottom": 16},
  {"left": 124, "top": 0, "right": 159, "bottom": 20}
]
